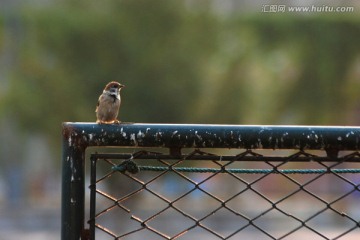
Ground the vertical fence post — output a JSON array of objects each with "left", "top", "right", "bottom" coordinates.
[
  {"left": 89, "top": 156, "right": 97, "bottom": 240},
  {"left": 61, "top": 125, "right": 86, "bottom": 240}
]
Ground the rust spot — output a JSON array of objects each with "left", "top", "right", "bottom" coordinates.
[
  {"left": 81, "top": 229, "right": 90, "bottom": 240},
  {"left": 62, "top": 123, "right": 75, "bottom": 140},
  {"left": 62, "top": 123, "right": 87, "bottom": 150}
]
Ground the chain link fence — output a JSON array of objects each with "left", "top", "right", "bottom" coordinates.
[
  {"left": 62, "top": 123, "right": 360, "bottom": 239},
  {"left": 87, "top": 149, "right": 360, "bottom": 239}
]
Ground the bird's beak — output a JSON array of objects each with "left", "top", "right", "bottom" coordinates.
[{"left": 120, "top": 84, "right": 125, "bottom": 88}]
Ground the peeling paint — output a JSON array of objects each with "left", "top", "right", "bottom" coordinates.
[
  {"left": 156, "top": 132, "right": 163, "bottom": 141},
  {"left": 130, "top": 133, "right": 137, "bottom": 145},
  {"left": 230, "top": 131, "right": 234, "bottom": 139},
  {"left": 89, "top": 133, "right": 94, "bottom": 141},
  {"left": 70, "top": 159, "right": 75, "bottom": 182},
  {"left": 137, "top": 131, "right": 145, "bottom": 144},
  {"left": 137, "top": 130, "right": 145, "bottom": 138},
  {"left": 346, "top": 131, "right": 354, "bottom": 138},
  {"left": 275, "top": 138, "right": 279, "bottom": 149},
  {"left": 195, "top": 131, "right": 202, "bottom": 141}
]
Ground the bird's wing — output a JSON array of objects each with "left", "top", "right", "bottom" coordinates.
[{"left": 95, "top": 96, "right": 101, "bottom": 112}]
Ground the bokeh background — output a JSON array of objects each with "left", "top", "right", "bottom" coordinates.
[{"left": 0, "top": 0, "right": 359, "bottom": 239}]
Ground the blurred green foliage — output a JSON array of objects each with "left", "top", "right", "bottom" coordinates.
[{"left": 1, "top": 0, "right": 360, "bottom": 150}]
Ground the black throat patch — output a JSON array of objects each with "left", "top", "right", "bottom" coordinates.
[{"left": 110, "top": 93, "right": 117, "bottom": 103}]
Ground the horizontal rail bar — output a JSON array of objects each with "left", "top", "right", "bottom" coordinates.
[
  {"left": 63, "top": 122, "right": 360, "bottom": 150},
  {"left": 91, "top": 153, "right": 360, "bottom": 162}
]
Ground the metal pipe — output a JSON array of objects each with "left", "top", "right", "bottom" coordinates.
[
  {"left": 61, "top": 126, "right": 85, "bottom": 240},
  {"left": 62, "top": 123, "right": 360, "bottom": 150},
  {"left": 89, "top": 156, "right": 97, "bottom": 240}
]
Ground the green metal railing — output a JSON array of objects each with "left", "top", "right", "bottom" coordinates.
[{"left": 61, "top": 123, "right": 360, "bottom": 240}]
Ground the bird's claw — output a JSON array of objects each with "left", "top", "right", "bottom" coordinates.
[{"left": 96, "top": 120, "right": 121, "bottom": 124}]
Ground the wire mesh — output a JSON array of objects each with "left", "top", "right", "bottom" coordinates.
[{"left": 87, "top": 149, "right": 360, "bottom": 240}]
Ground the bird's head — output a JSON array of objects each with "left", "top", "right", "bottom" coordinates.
[{"left": 104, "top": 81, "right": 125, "bottom": 94}]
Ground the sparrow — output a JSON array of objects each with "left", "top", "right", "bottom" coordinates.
[{"left": 96, "top": 81, "right": 125, "bottom": 124}]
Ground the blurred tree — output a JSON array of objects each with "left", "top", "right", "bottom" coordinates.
[
  {"left": 250, "top": 16, "right": 360, "bottom": 124},
  {"left": 196, "top": 14, "right": 360, "bottom": 125},
  {"left": 4, "top": 0, "right": 219, "bottom": 144},
  {"left": 2, "top": 1, "right": 360, "bottom": 150}
]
